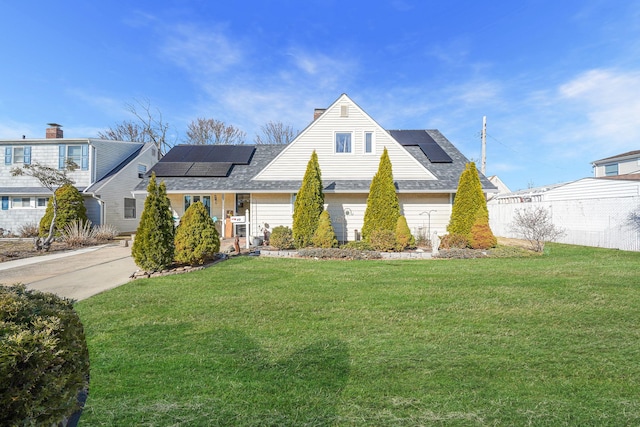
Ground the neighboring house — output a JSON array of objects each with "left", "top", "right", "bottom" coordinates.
[
  {"left": 486, "top": 175, "right": 511, "bottom": 200},
  {"left": 592, "top": 150, "right": 640, "bottom": 178},
  {"left": 0, "top": 124, "right": 159, "bottom": 235},
  {"left": 488, "top": 178, "right": 640, "bottom": 251},
  {"left": 135, "top": 94, "right": 496, "bottom": 242}
]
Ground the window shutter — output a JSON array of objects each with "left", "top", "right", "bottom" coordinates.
[
  {"left": 59, "top": 145, "right": 66, "bottom": 169},
  {"left": 23, "top": 146, "right": 31, "bottom": 164},
  {"left": 4, "top": 147, "right": 11, "bottom": 165},
  {"left": 81, "top": 145, "right": 89, "bottom": 170},
  {"left": 1, "top": 196, "right": 8, "bottom": 210}
]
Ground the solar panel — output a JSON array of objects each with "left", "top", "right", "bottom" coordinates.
[
  {"left": 161, "top": 145, "right": 255, "bottom": 163},
  {"left": 389, "top": 130, "right": 452, "bottom": 163},
  {"left": 149, "top": 162, "right": 193, "bottom": 177},
  {"left": 185, "top": 162, "right": 233, "bottom": 177}
]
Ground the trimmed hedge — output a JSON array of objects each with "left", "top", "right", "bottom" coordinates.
[{"left": 0, "top": 284, "right": 90, "bottom": 426}]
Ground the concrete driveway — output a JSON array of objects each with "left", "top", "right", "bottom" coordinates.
[{"left": 0, "top": 244, "right": 137, "bottom": 301}]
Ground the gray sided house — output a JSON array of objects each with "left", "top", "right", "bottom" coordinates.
[
  {"left": 0, "top": 124, "right": 159, "bottom": 235},
  {"left": 134, "top": 94, "right": 496, "bottom": 242}
]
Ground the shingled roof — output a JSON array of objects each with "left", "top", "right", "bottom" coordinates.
[{"left": 134, "top": 130, "right": 496, "bottom": 194}]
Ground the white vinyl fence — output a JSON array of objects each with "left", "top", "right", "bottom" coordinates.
[{"left": 489, "top": 196, "right": 640, "bottom": 252}]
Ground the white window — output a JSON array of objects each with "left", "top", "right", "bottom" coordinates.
[
  {"left": 364, "top": 132, "right": 374, "bottom": 154},
  {"left": 335, "top": 132, "right": 352, "bottom": 153},
  {"left": 67, "top": 145, "right": 83, "bottom": 166},
  {"left": 12, "top": 197, "right": 32, "bottom": 208},
  {"left": 13, "top": 147, "right": 25, "bottom": 164},
  {"left": 124, "top": 198, "right": 136, "bottom": 219}
]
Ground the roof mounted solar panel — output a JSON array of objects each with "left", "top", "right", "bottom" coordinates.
[
  {"left": 389, "top": 130, "right": 452, "bottom": 163},
  {"left": 149, "top": 162, "right": 193, "bottom": 177},
  {"left": 161, "top": 145, "right": 255, "bottom": 164},
  {"left": 185, "top": 162, "right": 233, "bottom": 177}
]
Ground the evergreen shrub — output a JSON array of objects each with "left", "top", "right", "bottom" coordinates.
[
  {"left": 447, "top": 162, "right": 489, "bottom": 240},
  {"left": 368, "top": 229, "right": 397, "bottom": 252},
  {"left": 0, "top": 285, "right": 89, "bottom": 427},
  {"left": 469, "top": 213, "right": 497, "bottom": 249},
  {"left": 362, "top": 148, "right": 400, "bottom": 240},
  {"left": 292, "top": 151, "right": 324, "bottom": 248},
  {"left": 395, "top": 215, "right": 415, "bottom": 251},
  {"left": 174, "top": 201, "right": 220, "bottom": 265},
  {"left": 132, "top": 174, "right": 175, "bottom": 271},
  {"left": 269, "top": 226, "right": 294, "bottom": 250},
  {"left": 439, "top": 233, "right": 469, "bottom": 249},
  {"left": 39, "top": 183, "right": 87, "bottom": 237},
  {"left": 312, "top": 210, "right": 338, "bottom": 248}
]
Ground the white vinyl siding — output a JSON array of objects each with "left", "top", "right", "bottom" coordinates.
[{"left": 253, "top": 94, "right": 436, "bottom": 181}]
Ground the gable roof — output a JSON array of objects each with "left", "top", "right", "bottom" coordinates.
[{"left": 135, "top": 94, "right": 496, "bottom": 194}]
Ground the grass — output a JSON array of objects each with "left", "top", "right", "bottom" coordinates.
[{"left": 75, "top": 244, "right": 640, "bottom": 426}]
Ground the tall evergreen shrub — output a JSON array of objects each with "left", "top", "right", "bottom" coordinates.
[
  {"left": 132, "top": 173, "right": 175, "bottom": 271},
  {"left": 174, "top": 201, "right": 220, "bottom": 265},
  {"left": 292, "top": 150, "right": 324, "bottom": 248},
  {"left": 362, "top": 148, "right": 400, "bottom": 240},
  {"left": 447, "top": 162, "right": 490, "bottom": 241},
  {"left": 39, "top": 183, "right": 87, "bottom": 237}
]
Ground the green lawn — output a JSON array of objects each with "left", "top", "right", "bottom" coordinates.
[{"left": 75, "top": 244, "right": 640, "bottom": 426}]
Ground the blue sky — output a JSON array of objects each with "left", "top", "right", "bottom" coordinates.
[{"left": 2, "top": 1, "right": 639, "bottom": 191}]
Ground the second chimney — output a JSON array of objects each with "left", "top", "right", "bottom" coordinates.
[
  {"left": 46, "top": 123, "right": 63, "bottom": 139},
  {"left": 313, "top": 109, "right": 326, "bottom": 121}
]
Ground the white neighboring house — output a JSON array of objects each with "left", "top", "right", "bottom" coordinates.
[
  {"left": 134, "top": 94, "right": 497, "bottom": 242},
  {"left": 488, "top": 178, "right": 640, "bottom": 251},
  {"left": 592, "top": 150, "right": 640, "bottom": 178},
  {"left": 0, "top": 124, "right": 159, "bottom": 235}
]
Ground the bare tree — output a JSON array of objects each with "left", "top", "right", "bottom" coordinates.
[
  {"left": 185, "top": 118, "right": 246, "bottom": 145},
  {"left": 11, "top": 160, "right": 78, "bottom": 251},
  {"left": 509, "top": 206, "right": 565, "bottom": 252},
  {"left": 98, "top": 98, "right": 173, "bottom": 154},
  {"left": 255, "top": 121, "right": 297, "bottom": 145}
]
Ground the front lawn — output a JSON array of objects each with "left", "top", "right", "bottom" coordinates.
[{"left": 75, "top": 244, "right": 640, "bottom": 426}]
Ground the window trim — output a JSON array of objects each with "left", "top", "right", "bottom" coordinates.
[{"left": 335, "top": 132, "right": 353, "bottom": 154}]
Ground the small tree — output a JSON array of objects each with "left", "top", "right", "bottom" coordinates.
[
  {"left": 447, "top": 162, "right": 491, "bottom": 242},
  {"left": 269, "top": 226, "right": 294, "bottom": 250},
  {"left": 395, "top": 215, "right": 415, "bottom": 251},
  {"left": 510, "top": 206, "right": 565, "bottom": 252},
  {"left": 132, "top": 173, "right": 175, "bottom": 271},
  {"left": 312, "top": 210, "right": 338, "bottom": 248},
  {"left": 174, "top": 201, "right": 220, "bottom": 265},
  {"left": 39, "top": 183, "right": 87, "bottom": 238},
  {"left": 362, "top": 148, "right": 400, "bottom": 240},
  {"left": 292, "top": 151, "right": 324, "bottom": 248},
  {"left": 11, "top": 160, "right": 78, "bottom": 251}
]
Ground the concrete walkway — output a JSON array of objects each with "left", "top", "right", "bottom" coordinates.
[{"left": 0, "top": 244, "right": 137, "bottom": 301}]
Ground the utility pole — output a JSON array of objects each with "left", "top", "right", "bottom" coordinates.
[{"left": 481, "top": 116, "right": 487, "bottom": 175}]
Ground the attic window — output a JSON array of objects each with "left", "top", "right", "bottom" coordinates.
[{"left": 340, "top": 105, "right": 349, "bottom": 117}]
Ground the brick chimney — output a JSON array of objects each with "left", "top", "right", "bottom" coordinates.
[
  {"left": 46, "top": 123, "right": 63, "bottom": 139},
  {"left": 313, "top": 108, "right": 326, "bottom": 121}
]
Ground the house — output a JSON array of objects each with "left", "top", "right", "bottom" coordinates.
[
  {"left": 1, "top": 124, "right": 159, "bottom": 235},
  {"left": 592, "top": 150, "right": 640, "bottom": 179},
  {"left": 488, "top": 178, "right": 640, "bottom": 251},
  {"left": 486, "top": 175, "right": 511, "bottom": 200},
  {"left": 134, "top": 94, "right": 496, "bottom": 242}
]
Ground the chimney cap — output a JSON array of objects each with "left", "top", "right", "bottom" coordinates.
[{"left": 47, "top": 123, "right": 62, "bottom": 128}]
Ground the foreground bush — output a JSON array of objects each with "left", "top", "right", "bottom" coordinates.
[
  {"left": 39, "top": 183, "right": 87, "bottom": 237},
  {"left": 395, "top": 215, "right": 415, "bottom": 251},
  {"left": 439, "top": 233, "right": 469, "bottom": 249},
  {"left": 0, "top": 285, "right": 89, "bottom": 426},
  {"left": 61, "top": 220, "right": 96, "bottom": 247},
  {"left": 174, "top": 201, "right": 220, "bottom": 266},
  {"left": 368, "top": 229, "right": 397, "bottom": 252},
  {"left": 269, "top": 226, "right": 294, "bottom": 250},
  {"left": 93, "top": 224, "right": 119, "bottom": 241},
  {"left": 311, "top": 210, "right": 338, "bottom": 248}
]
